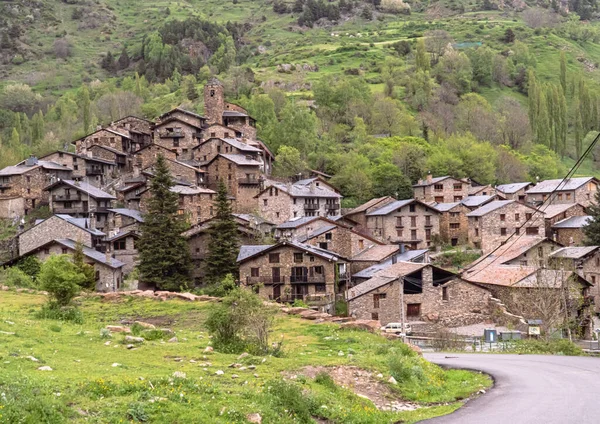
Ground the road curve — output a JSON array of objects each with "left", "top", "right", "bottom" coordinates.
[{"left": 421, "top": 353, "right": 600, "bottom": 424}]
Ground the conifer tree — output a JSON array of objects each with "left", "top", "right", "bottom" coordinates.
[
  {"left": 575, "top": 103, "right": 583, "bottom": 159},
  {"left": 117, "top": 47, "right": 130, "bottom": 70},
  {"left": 20, "top": 113, "right": 31, "bottom": 145},
  {"left": 204, "top": 180, "right": 239, "bottom": 285},
  {"left": 560, "top": 51, "right": 567, "bottom": 95},
  {"left": 527, "top": 70, "right": 538, "bottom": 139},
  {"left": 31, "top": 111, "right": 45, "bottom": 144},
  {"left": 9, "top": 127, "right": 20, "bottom": 147},
  {"left": 536, "top": 89, "right": 550, "bottom": 146},
  {"left": 137, "top": 154, "right": 191, "bottom": 291},
  {"left": 584, "top": 190, "right": 600, "bottom": 245}
]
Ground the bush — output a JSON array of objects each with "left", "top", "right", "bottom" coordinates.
[
  {"left": 38, "top": 255, "right": 86, "bottom": 306},
  {"left": 266, "top": 379, "right": 319, "bottom": 422},
  {"left": 292, "top": 299, "right": 309, "bottom": 308},
  {"left": 0, "top": 267, "right": 35, "bottom": 288},
  {"left": 199, "top": 274, "right": 237, "bottom": 297},
  {"left": 15, "top": 256, "right": 42, "bottom": 281},
  {"left": 35, "top": 302, "right": 84, "bottom": 324},
  {"left": 388, "top": 355, "right": 426, "bottom": 383},
  {"left": 315, "top": 372, "right": 337, "bottom": 391},
  {"left": 506, "top": 339, "right": 583, "bottom": 356},
  {"left": 205, "top": 288, "right": 277, "bottom": 354}
]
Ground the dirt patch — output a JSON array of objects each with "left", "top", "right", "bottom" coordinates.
[{"left": 286, "top": 366, "right": 419, "bottom": 412}]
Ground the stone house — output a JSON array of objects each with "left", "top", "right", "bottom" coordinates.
[
  {"left": 132, "top": 144, "right": 178, "bottom": 173},
  {"left": 153, "top": 108, "right": 205, "bottom": 160},
  {"left": 193, "top": 137, "right": 270, "bottom": 175},
  {"left": 0, "top": 157, "right": 73, "bottom": 218},
  {"left": 201, "top": 123, "right": 243, "bottom": 141},
  {"left": 466, "top": 200, "right": 541, "bottom": 253},
  {"left": 233, "top": 214, "right": 276, "bottom": 238},
  {"left": 549, "top": 246, "right": 600, "bottom": 313},
  {"left": 183, "top": 216, "right": 270, "bottom": 284},
  {"left": 107, "top": 208, "right": 144, "bottom": 234},
  {"left": 274, "top": 216, "right": 342, "bottom": 241},
  {"left": 413, "top": 175, "right": 471, "bottom": 203},
  {"left": 542, "top": 203, "right": 587, "bottom": 239},
  {"left": 256, "top": 178, "right": 343, "bottom": 225},
  {"left": 18, "top": 214, "right": 105, "bottom": 256},
  {"left": 238, "top": 240, "right": 349, "bottom": 308},
  {"left": 350, "top": 244, "right": 402, "bottom": 275},
  {"left": 111, "top": 116, "right": 154, "bottom": 147},
  {"left": 46, "top": 180, "right": 116, "bottom": 231},
  {"left": 343, "top": 196, "right": 396, "bottom": 234},
  {"left": 204, "top": 154, "right": 263, "bottom": 212},
  {"left": 170, "top": 185, "right": 216, "bottom": 225},
  {"left": 105, "top": 230, "right": 139, "bottom": 275},
  {"left": 88, "top": 145, "right": 129, "bottom": 172},
  {"left": 551, "top": 215, "right": 592, "bottom": 246},
  {"left": 116, "top": 182, "right": 147, "bottom": 210},
  {"left": 347, "top": 262, "right": 489, "bottom": 326},
  {"left": 468, "top": 184, "right": 495, "bottom": 196},
  {"left": 13, "top": 238, "right": 124, "bottom": 292},
  {"left": 525, "top": 177, "right": 599, "bottom": 207},
  {"left": 460, "top": 195, "right": 496, "bottom": 211},
  {"left": 433, "top": 202, "right": 470, "bottom": 246},
  {"left": 143, "top": 157, "right": 205, "bottom": 187},
  {"left": 495, "top": 182, "right": 533, "bottom": 201},
  {"left": 75, "top": 128, "right": 138, "bottom": 156},
  {"left": 352, "top": 249, "right": 429, "bottom": 285},
  {"left": 365, "top": 199, "right": 441, "bottom": 249},
  {"left": 40, "top": 151, "right": 117, "bottom": 188}
]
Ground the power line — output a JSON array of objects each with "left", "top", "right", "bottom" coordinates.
[{"left": 465, "top": 131, "right": 600, "bottom": 280}]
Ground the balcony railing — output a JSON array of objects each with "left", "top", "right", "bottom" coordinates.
[
  {"left": 53, "top": 194, "right": 82, "bottom": 202},
  {"left": 246, "top": 276, "right": 286, "bottom": 285},
  {"left": 159, "top": 131, "right": 185, "bottom": 139},
  {"left": 290, "top": 275, "right": 326, "bottom": 284},
  {"left": 238, "top": 177, "right": 260, "bottom": 186},
  {"left": 270, "top": 293, "right": 334, "bottom": 304},
  {"left": 0, "top": 182, "right": 12, "bottom": 188},
  {"left": 304, "top": 204, "right": 319, "bottom": 211},
  {"left": 87, "top": 168, "right": 104, "bottom": 176},
  {"left": 53, "top": 207, "right": 83, "bottom": 214},
  {"left": 326, "top": 202, "right": 340, "bottom": 210},
  {"left": 338, "top": 272, "right": 349, "bottom": 281}
]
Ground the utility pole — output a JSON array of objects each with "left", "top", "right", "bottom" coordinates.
[
  {"left": 400, "top": 276, "right": 406, "bottom": 343},
  {"left": 560, "top": 266, "right": 572, "bottom": 342}
]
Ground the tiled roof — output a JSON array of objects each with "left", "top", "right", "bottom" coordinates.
[
  {"left": 233, "top": 214, "right": 274, "bottom": 226},
  {"left": 91, "top": 145, "right": 127, "bottom": 156},
  {"left": 50, "top": 180, "right": 116, "bottom": 199},
  {"left": 107, "top": 208, "right": 144, "bottom": 223},
  {"left": 223, "top": 110, "right": 248, "bottom": 117},
  {"left": 346, "top": 197, "right": 395, "bottom": 215},
  {"left": 496, "top": 182, "right": 532, "bottom": 194},
  {"left": 366, "top": 199, "right": 416, "bottom": 216},
  {"left": 54, "top": 239, "right": 124, "bottom": 268},
  {"left": 220, "top": 154, "right": 262, "bottom": 166},
  {"left": 463, "top": 265, "right": 536, "bottom": 286},
  {"left": 170, "top": 185, "right": 216, "bottom": 195},
  {"left": 237, "top": 240, "right": 341, "bottom": 263},
  {"left": 276, "top": 216, "right": 321, "bottom": 229},
  {"left": 466, "top": 200, "right": 516, "bottom": 217},
  {"left": 413, "top": 176, "right": 454, "bottom": 187},
  {"left": 55, "top": 214, "right": 105, "bottom": 236},
  {"left": 352, "top": 244, "right": 400, "bottom": 262},
  {"left": 465, "top": 236, "right": 548, "bottom": 270},
  {"left": 461, "top": 195, "right": 495, "bottom": 208},
  {"left": 552, "top": 215, "right": 592, "bottom": 229},
  {"left": 525, "top": 177, "right": 596, "bottom": 194},
  {"left": 550, "top": 246, "right": 599, "bottom": 259},
  {"left": 353, "top": 249, "right": 429, "bottom": 279}
]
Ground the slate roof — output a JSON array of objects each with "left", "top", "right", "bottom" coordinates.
[
  {"left": 276, "top": 216, "right": 321, "bottom": 229},
  {"left": 525, "top": 177, "right": 596, "bottom": 194},
  {"left": 223, "top": 110, "right": 248, "bottom": 117},
  {"left": 430, "top": 202, "right": 461, "bottom": 212},
  {"left": 352, "top": 244, "right": 400, "bottom": 262},
  {"left": 54, "top": 239, "right": 124, "bottom": 269},
  {"left": 170, "top": 185, "right": 216, "bottom": 195},
  {"left": 346, "top": 197, "right": 395, "bottom": 215},
  {"left": 413, "top": 176, "right": 460, "bottom": 187},
  {"left": 237, "top": 240, "right": 341, "bottom": 263},
  {"left": 366, "top": 199, "right": 422, "bottom": 216},
  {"left": 55, "top": 214, "right": 105, "bottom": 236},
  {"left": 159, "top": 107, "right": 206, "bottom": 121},
  {"left": 222, "top": 138, "right": 262, "bottom": 152},
  {"left": 549, "top": 246, "right": 599, "bottom": 260},
  {"left": 462, "top": 265, "right": 537, "bottom": 287},
  {"left": 237, "top": 245, "right": 273, "bottom": 262},
  {"left": 107, "top": 208, "right": 144, "bottom": 223},
  {"left": 233, "top": 214, "right": 274, "bottom": 226},
  {"left": 542, "top": 203, "right": 583, "bottom": 218},
  {"left": 552, "top": 215, "right": 592, "bottom": 229},
  {"left": 263, "top": 180, "right": 341, "bottom": 200},
  {"left": 353, "top": 249, "right": 429, "bottom": 279},
  {"left": 465, "top": 236, "right": 550, "bottom": 270},
  {"left": 461, "top": 195, "right": 495, "bottom": 208},
  {"left": 105, "top": 229, "right": 138, "bottom": 242},
  {"left": 220, "top": 154, "right": 262, "bottom": 166},
  {"left": 466, "top": 200, "right": 516, "bottom": 217},
  {"left": 495, "top": 182, "right": 532, "bottom": 194},
  {"left": 48, "top": 180, "right": 116, "bottom": 199},
  {"left": 347, "top": 262, "right": 428, "bottom": 300},
  {"left": 296, "top": 224, "right": 338, "bottom": 242},
  {"left": 0, "top": 160, "right": 72, "bottom": 176}
]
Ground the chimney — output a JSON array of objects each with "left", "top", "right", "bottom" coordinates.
[
  {"left": 426, "top": 172, "right": 433, "bottom": 184},
  {"left": 25, "top": 155, "right": 38, "bottom": 166},
  {"left": 399, "top": 244, "right": 405, "bottom": 254},
  {"left": 392, "top": 254, "right": 397, "bottom": 264},
  {"left": 105, "top": 247, "right": 111, "bottom": 265}
]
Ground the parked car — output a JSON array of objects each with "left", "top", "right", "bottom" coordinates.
[{"left": 380, "top": 322, "right": 412, "bottom": 335}]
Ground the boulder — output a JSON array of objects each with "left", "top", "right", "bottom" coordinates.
[
  {"left": 247, "top": 413, "right": 262, "bottom": 424},
  {"left": 406, "top": 343, "right": 423, "bottom": 357},
  {"left": 175, "top": 292, "right": 197, "bottom": 302},
  {"left": 172, "top": 371, "right": 186, "bottom": 379},
  {"left": 339, "top": 320, "right": 380, "bottom": 333},
  {"left": 203, "top": 346, "right": 214, "bottom": 353},
  {"left": 215, "top": 370, "right": 224, "bottom": 375},
  {"left": 125, "top": 336, "right": 144, "bottom": 343},
  {"left": 285, "top": 307, "right": 308, "bottom": 314},
  {"left": 126, "top": 344, "right": 136, "bottom": 350},
  {"left": 388, "top": 376, "right": 398, "bottom": 385},
  {"left": 299, "top": 310, "right": 321, "bottom": 318},
  {"left": 238, "top": 352, "right": 250, "bottom": 360},
  {"left": 302, "top": 312, "right": 331, "bottom": 320},
  {"left": 37, "top": 366, "right": 52, "bottom": 371},
  {"left": 106, "top": 325, "right": 131, "bottom": 333},
  {"left": 168, "top": 337, "right": 178, "bottom": 343},
  {"left": 134, "top": 321, "right": 156, "bottom": 329}
]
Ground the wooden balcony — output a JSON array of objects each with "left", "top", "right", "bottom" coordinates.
[
  {"left": 304, "top": 203, "right": 319, "bottom": 211},
  {"left": 238, "top": 177, "right": 260, "bottom": 186},
  {"left": 159, "top": 132, "right": 185, "bottom": 139},
  {"left": 290, "top": 275, "right": 326, "bottom": 284},
  {"left": 0, "top": 182, "right": 12, "bottom": 188},
  {"left": 52, "top": 194, "right": 82, "bottom": 202},
  {"left": 86, "top": 168, "right": 104, "bottom": 176},
  {"left": 326, "top": 202, "right": 340, "bottom": 210},
  {"left": 246, "top": 276, "right": 287, "bottom": 285},
  {"left": 53, "top": 207, "right": 83, "bottom": 214}
]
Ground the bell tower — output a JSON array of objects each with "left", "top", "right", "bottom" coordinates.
[{"left": 204, "top": 77, "right": 224, "bottom": 125}]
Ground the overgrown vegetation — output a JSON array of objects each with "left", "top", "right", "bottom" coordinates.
[{"left": 504, "top": 338, "right": 583, "bottom": 355}]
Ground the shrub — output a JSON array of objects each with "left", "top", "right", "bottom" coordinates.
[
  {"left": 14, "top": 256, "right": 42, "bottom": 280},
  {"left": 38, "top": 255, "right": 86, "bottom": 306},
  {"left": 200, "top": 274, "right": 237, "bottom": 297},
  {"left": 388, "top": 355, "right": 426, "bottom": 383},
  {"left": 35, "top": 303, "right": 84, "bottom": 324},
  {"left": 506, "top": 339, "right": 582, "bottom": 356},
  {"left": 292, "top": 299, "right": 309, "bottom": 308},
  {"left": 205, "top": 288, "right": 277, "bottom": 354},
  {"left": 315, "top": 372, "right": 337, "bottom": 391},
  {"left": 0, "top": 267, "right": 35, "bottom": 288},
  {"left": 266, "top": 379, "right": 319, "bottom": 422}
]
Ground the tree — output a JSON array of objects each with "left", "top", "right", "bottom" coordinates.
[
  {"left": 81, "top": 86, "right": 91, "bottom": 134},
  {"left": 372, "top": 97, "right": 402, "bottom": 136},
  {"left": 182, "top": 75, "right": 199, "bottom": 100},
  {"left": 502, "top": 28, "right": 515, "bottom": 43},
  {"left": 54, "top": 38, "right": 71, "bottom": 59},
  {"left": 39, "top": 255, "right": 86, "bottom": 307},
  {"left": 73, "top": 241, "right": 96, "bottom": 291},
  {"left": 273, "top": 146, "right": 308, "bottom": 178},
  {"left": 118, "top": 47, "right": 130, "bottom": 70},
  {"left": 560, "top": 51, "right": 567, "bottom": 95},
  {"left": 31, "top": 111, "right": 45, "bottom": 144},
  {"left": 204, "top": 180, "right": 239, "bottom": 285},
  {"left": 415, "top": 39, "right": 430, "bottom": 71},
  {"left": 584, "top": 190, "right": 600, "bottom": 245},
  {"left": 137, "top": 154, "right": 191, "bottom": 291},
  {"left": 101, "top": 51, "right": 117, "bottom": 73},
  {"left": 372, "top": 163, "right": 413, "bottom": 199},
  {"left": 424, "top": 30, "right": 453, "bottom": 65}
]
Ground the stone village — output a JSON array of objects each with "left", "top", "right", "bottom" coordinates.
[{"left": 1, "top": 79, "right": 599, "bottom": 338}]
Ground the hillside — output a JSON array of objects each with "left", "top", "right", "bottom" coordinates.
[{"left": 0, "top": 290, "right": 490, "bottom": 423}]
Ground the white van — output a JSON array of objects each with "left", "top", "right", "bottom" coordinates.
[{"left": 381, "top": 322, "right": 412, "bottom": 335}]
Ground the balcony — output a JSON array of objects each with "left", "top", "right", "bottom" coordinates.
[
  {"left": 238, "top": 177, "right": 260, "bottom": 186},
  {"left": 304, "top": 203, "right": 319, "bottom": 211},
  {"left": 159, "top": 131, "right": 185, "bottom": 139},
  {"left": 424, "top": 222, "right": 433, "bottom": 227},
  {"left": 0, "top": 182, "right": 12, "bottom": 189},
  {"left": 338, "top": 272, "right": 349, "bottom": 281},
  {"left": 53, "top": 194, "right": 82, "bottom": 202},
  {"left": 87, "top": 168, "right": 104, "bottom": 176},
  {"left": 94, "top": 206, "right": 110, "bottom": 213},
  {"left": 246, "top": 276, "right": 287, "bottom": 285},
  {"left": 395, "top": 223, "right": 404, "bottom": 228},
  {"left": 290, "top": 275, "right": 326, "bottom": 284},
  {"left": 53, "top": 207, "right": 83, "bottom": 214},
  {"left": 326, "top": 202, "right": 340, "bottom": 210}
]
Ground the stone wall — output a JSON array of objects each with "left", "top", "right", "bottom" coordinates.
[
  {"left": 133, "top": 145, "right": 177, "bottom": 171},
  {"left": 438, "top": 204, "right": 469, "bottom": 245},
  {"left": 545, "top": 204, "right": 586, "bottom": 238},
  {"left": 153, "top": 121, "right": 200, "bottom": 160},
  {"left": 19, "top": 215, "right": 92, "bottom": 255},
  {"left": 0, "top": 197, "right": 25, "bottom": 219},
  {"left": 0, "top": 167, "right": 66, "bottom": 213},
  {"left": 414, "top": 178, "right": 471, "bottom": 203},
  {"left": 204, "top": 82, "right": 225, "bottom": 125},
  {"left": 305, "top": 226, "right": 378, "bottom": 259},
  {"left": 555, "top": 227, "right": 586, "bottom": 246},
  {"left": 206, "top": 156, "right": 261, "bottom": 213},
  {"left": 78, "top": 129, "right": 131, "bottom": 155},
  {"left": 112, "top": 234, "right": 138, "bottom": 275}
]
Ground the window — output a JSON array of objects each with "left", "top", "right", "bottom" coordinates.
[
  {"left": 566, "top": 193, "right": 572, "bottom": 200},
  {"left": 26, "top": 176, "right": 31, "bottom": 183},
  {"left": 371, "top": 312, "right": 379, "bottom": 320},
  {"left": 500, "top": 214, "right": 506, "bottom": 221},
  {"left": 319, "top": 242, "right": 328, "bottom": 249},
  {"left": 425, "top": 216, "right": 431, "bottom": 226},
  {"left": 515, "top": 227, "right": 520, "bottom": 235},
  {"left": 396, "top": 217, "right": 403, "bottom": 227},
  {"left": 95, "top": 270, "right": 100, "bottom": 281},
  {"left": 325, "top": 232, "right": 332, "bottom": 240},
  {"left": 276, "top": 212, "right": 280, "bottom": 219},
  {"left": 453, "top": 183, "right": 462, "bottom": 191},
  {"left": 596, "top": 257, "right": 600, "bottom": 267},
  {"left": 592, "top": 276, "right": 596, "bottom": 285},
  {"left": 500, "top": 228, "right": 507, "bottom": 236},
  {"left": 454, "top": 196, "right": 462, "bottom": 202},
  {"left": 397, "top": 229, "right": 403, "bottom": 237},
  {"left": 113, "top": 240, "right": 126, "bottom": 250},
  {"left": 251, "top": 268, "right": 259, "bottom": 277},
  {"left": 538, "top": 247, "right": 543, "bottom": 256},
  {"left": 450, "top": 212, "right": 459, "bottom": 218},
  {"left": 409, "top": 204, "right": 416, "bottom": 213},
  {"left": 315, "top": 284, "right": 326, "bottom": 293},
  {"left": 526, "top": 227, "right": 539, "bottom": 235},
  {"left": 526, "top": 213, "right": 532, "bottom": 220},
  {"left": 43, "top": 248, "right": 50, "bottom": 255},
  {"left": 263, "top": 199, "right": 268, "bottom": 206},
  {"left": 173, "top": 140, "right": 179, "bottom": 147},
  {"left": 309, "top": 256, "right": 315, "bottom": 262},
  {"left": 520, "top": 260, "right": 528, "bottom": 266},
  {"left": 434, "top": 196, "right": 444, "bottom": 203},
  {"left": 411, "top": 230, "right": 417, "bottom": 240},
  {"left": 557, "top": 193, "right": 563, "bottom": 201},
  {"left": 450, "top": 223, "right": 460, "bottom": 229},
  {"left": 410, "top": 216, "right": 417, "bottom": 227},
  {"left": 358, "top": 239, "right": 364, "bottom": 250},
  {"left": 434, "top": 184, "right": 443, "bottom": 191},
  {"left": 475, "top": 228, "right": 479, "bottom": 237},
  {"left": 294, "top": 253, "right": 303, "bottom": 263},
  {"left": 269, "top": 253, "right": 280, "bottom": 263},
  {"left": 442, "top": 287, "right": 448, "bottom": 301},
  {"left": 64, "top": 201, "right": 72, "bottom": 209},
  {"left": 515, "top": 213, "right": 520, "bottom": 221},
  {"left": 373, "top": 293, "right": 386, "bottom": 308}
]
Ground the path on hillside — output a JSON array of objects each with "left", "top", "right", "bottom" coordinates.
[{"left": 422, "top": 353, "right": 600, "bottom": 424}]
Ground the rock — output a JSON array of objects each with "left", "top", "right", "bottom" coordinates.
[
  {"left": 215, "top": 370, "right": 224, "bottom": 375},
  {"left": 25, "top": 356, "right": 39, "bottom": 362},
  {"left": 104, "top": 341, "right": 111, "bottom": 346},
  {"left": 172, "top": 371, "right": 187, "bottom": 379},
  {"left": 126, "top": 344, "right": 136, "bottom": 350},
  {"left": 388, "top": 376, "right": 398, "bottom": 385},
  {"left": 376, "top": 373, "right": 383, "bottom": 378},
  {"left": 229, "top": 363, "right": 242, "bottom": 368},
  {"left": 253, "top": 373, "right": 259, "bottom": 378},
  {"left": 406, "top": 343, "right": 423, "bottom": 357},
  {"left": 5, "top": 320, "right": 14, "bottom": 325},
  {"left": 248, "top": 365, "right": 256, "bottom": 370},
  {"left": 0, "top": 331, "right": 15, "bottom": 335},
  {"left": 168, "top": 337, "right": 178, "bottom": 343},
  {"left": 339, "top": 320, "right": 380, "bottom": 333},
  {"left": 247, "top": 413, "right": 262, "bottom": 423},
  {"left": 134, "top": 321, "right": 156, "bottom": 329},
  {"left": 231, "top": 374, "right": 239, "bottom": 379},
  {"left": 285, "top": 307, "right": 308, "bottom": 314},
  {"left": 238, "top": 352, "right": 250, "bottom": 360},
  {"left": 106, "top": 325, "right": 131, "bottom": 333},
  {"left": 203, "top": 346, "right": 214, "bottom": 353},
  {"left": 112, "top": 363, "right": 121, "bottom": 367},
  {"left": 160, "top": 328, "right": 175, "bottom": 334},
  {"left": 38, "top": 366, "right": 52, "bottom": 371},
  {"left": 175, "top": 292, "right": 197, "bottom": 302},
  {"left": 338, "top": 351, "right": 344, "bottom": 356},
  {"left": 125, "top": 336, "right": 144, "bottom": 343}
]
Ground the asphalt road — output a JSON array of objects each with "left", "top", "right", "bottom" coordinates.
[{"left": 421, "top": 353, "right": 600, "bottom": 424}]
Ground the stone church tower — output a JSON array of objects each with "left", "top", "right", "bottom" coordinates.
[{"left": 204, "top": 78, "right": 225, "bottom": 125}]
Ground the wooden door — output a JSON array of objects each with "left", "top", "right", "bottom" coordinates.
[
  {"left": 272, "top": 267, "right": 281, "bottom": 283},
  {"left": 273, "top": 285, "right": 281, "bottom": 302},
  {"left": 406, "top": 303, "right": 421, "bottom": 318}
]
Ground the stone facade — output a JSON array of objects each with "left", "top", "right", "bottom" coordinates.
[
  {"left": 88, "top": 145, "right": 129, "bottom": 171},
  {"left": 343, "top": 197, "right": 396, "bottom": 234},
  {"left": 41, "top": 152, "right": 117, "bottom": 188},
  {"left": 0, "top": 197, "right": 26, "bottom": 219},
  {"left": 76, "top": 128, "right": 136, "bottom": 156},
  {"left": 153, "top": 119, "right": 202, "bottom": 160},
  {"left": 467, "top": 201, "right": 541, "bottom": 253},
  {"left": 133, "top": 144, "right": 178, "bottom": 173},
  {"left": 205, "top": 155, "right": 262, "bottom": 213},
  {"left": 200, "top": 123, "right": 242, "bottom": 142},
  {"left": 553, "top": 227, "right": 586, "bottom": 246},
  {"left": 204, "top": 79, "right": 226, "bottom": 125},
  {"left": 525, "top": 178, "right": 599, "bottom": 207},
  {"left": 413, "top": 175, "right": 471, "bottom": 203},
  {"left": 110, "top": 233, "right": 138, "bottom": 275},
  {"left": 544, "top": 204, "right": 587, "bottom": 239},
  {"left": 437, "top": 203, "right": 470, "bottom": 246},
  {"left": 145, "top": 158, "right": 205, "bottom": 186},
  {"left": 300, "top": 225, "right": 383, "bottom": 260},
  {"left": 366, "top": 200, "right": 440, "bottom": 249}
]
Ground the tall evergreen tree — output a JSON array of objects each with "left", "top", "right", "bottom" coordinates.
[
  {"left": 204, "top": 180, "right": 239, "bottom": 285},
  {"left": 31, "top": 111, "right": 44, "bottom": 144},
  {"left": 527, "top": 70, "right": 538, "bottom": 140},
  {"left": 575, "top": 103, "right": 583, "bottom": 160},
  {"left": 415, "top": 39, "right": 430, "bottom": 72},
  {"left": 584, "top": 190, "right": 600, "bottom": 245},
  {"left": 560, "top": 51, "right": 567, "bottom": 95},
  {"left": 536, "top": 89, "right": 550, "bottom": 146},
  {"left": 117, "top": 47, "right": 130, "bottom": 70},
  {"left": 137, "top": 154, "right": 191, "bottom": 291},
  {"left": 9, "top": 127, "right": 20, "bottom": 147}
]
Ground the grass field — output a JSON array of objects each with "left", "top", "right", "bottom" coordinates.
[{"left": 0, "top": 291, "right": 491, "bottom": 423}]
